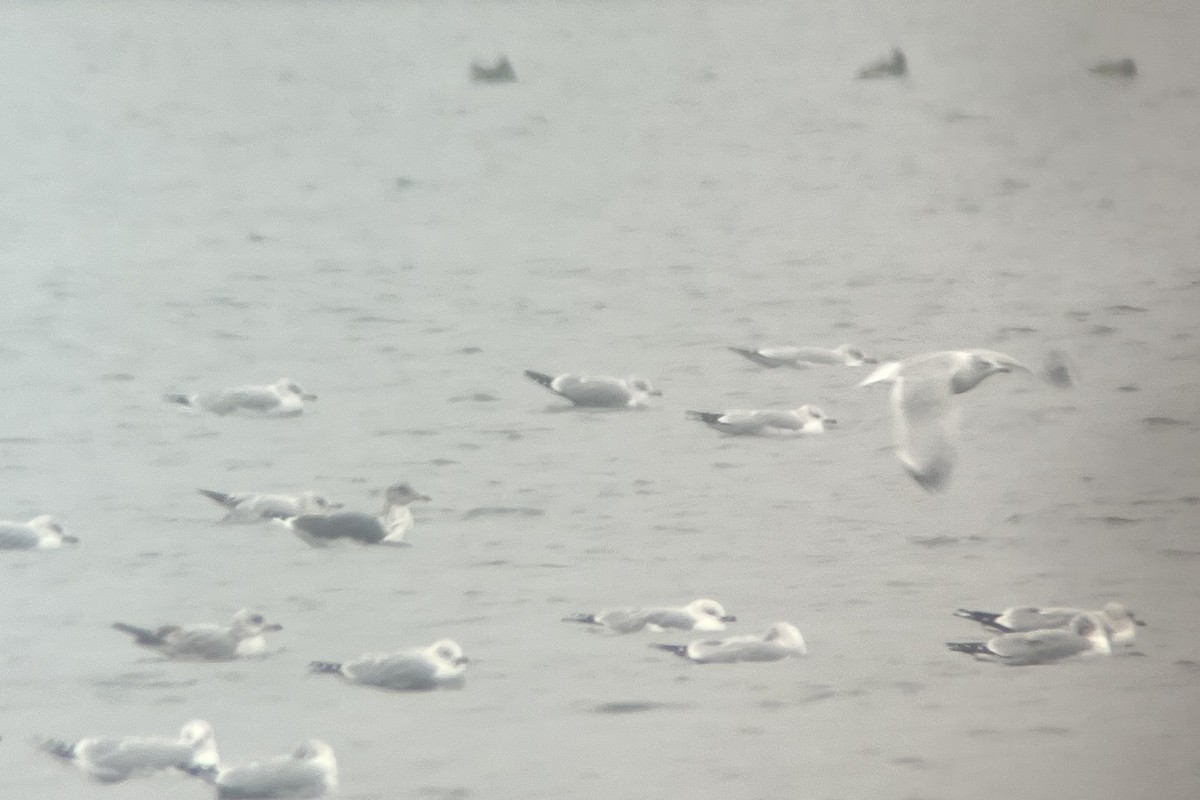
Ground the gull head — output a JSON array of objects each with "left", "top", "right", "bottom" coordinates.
[
  {"left": 764, "top": 622, "right": 808, "bottom": 656},
  {"left": 230, "top": 609, "right": 283, "bottom": 638},
  {"left": 627, "top": 376, "right": 662, "bottom": 397},
  {"left": 795, "top": 405, "right": 836, "bottom": 432},
  {"left": 427, "top": 639, "right": 470, "bottom": 667},
  {"left": 179, "top": 720, "right": 219, "bottom": 768},
  {"left": 1070, "top": 613, "right": 1112, "bottom": 654},
  {"left": 291, "top": 740, "right": 338, "bottom": 787},
  {"left": 686, "top": 599, "right": 736, "bottom": 630},
  {"left": 835, "top": 344, "right": 876, "bottom": 366},
  {"left": 274, "top": 378, "right": 317, "bottom": 401},
  {"left": 385, "top": 483, "right": 432, "bottom": 506},
  {"left": 29, "top": 515, "right": 78, "bottom": 547}
]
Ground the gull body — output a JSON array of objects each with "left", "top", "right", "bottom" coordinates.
[
  {"left": 954, "top": 602, "right": 1146, "bottom": 647},
  {"left": 310, "top": 639, "right": 468, "bottom": 692},
  {"left": 687, "top": 405, "right": 834, "bottom": 435},
  {"left": 563, "top": 598, "right": 736, "bottom": 634},
  {"left": 277, "top": 483, "right": 429, "bottom": 547},
  {"left": 197, "top": 490, "right": 341, "bottom": 523},
  {"left": 727, "top": 344, "right": 874, "bottom": 369},
  {"left": 187, "top": 739, "right": 337, "bottom": 799},
  {"left": 524, "top": 370, "right": 661, "bottom": 408},
  {"left": 41, "top": 720, "right": 217, "bottom": 783},
  {"left": 165, "top": 378, "right": 316, "bottom": 417},
  {"left": 947, "top": 613, "right": 1112, "bottom": 665},
  {"left": 0, "top": 515, "right": 77, "bottom": 549},
  {"left": 650, "top": 622, "right": 807, "bottom": 664},
  {"left": 112, "top": 609, "right": 283, "bottom": 661}
]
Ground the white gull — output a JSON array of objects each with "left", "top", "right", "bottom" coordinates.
[
  {"left": 524, "top": 370, "right": 661, "bottom": 408},
  {"left": 197, "top": 489, "right": 341, "bottom": 523},
  {"left": 650, "top": 622, "right": 807, "bottom": 663},
  {"left": 954, "top": 601, "right": 1145, "bottom": 647},
  {"left": 562, "top": 598, "right": 736, "bottom": 634},
  {"left": 309, "top": 639, "right": 468, "bottom": 692},
  {"left": 112, "top": 608, "right": 283, "bottom": 661},
  {"left": 728, "top": 343, "right": 875, "bottom": 369},
  {"left": 186, "top": 739, "right": 337, "bottom": 799},
  {"left": 40, "top": 719, "right": 217, "bottom": 783},
  {"left": 687, "top": 405, "right": 834, "bottom": 435},
  {"left": 165, "top": 378, "right": 315, "bottom": 417},
  {"left": 946, "top": 612, "right": 1112, "bottom": 665},
  {"left": 275, "top": 483, "right": 429, "bottom": 547},
  {"left": 0, "top": 515, "right": 77, "bottom": 550}
]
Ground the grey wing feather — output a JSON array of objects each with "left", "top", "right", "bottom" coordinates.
[
  {"left": 0, "top": 525, "right": 37, "bottom": 548},
  {"left": 990, "top": 629, "right": 1089, "bottom": 664},
  {"left": 693, "top": 640, "right": 786, "bottom": 663},
  {"left": 638, "top": 609, "right": 695, "bottom": 631},
  {"left": 344, "top": 653, "right": 438, "bottom": 691},
  {"left": 892, "top": 377, "right": 957, "bottom": 492},
  {"left": 202, "top": 388, "right": 280, "bottom": 415},
  {"left": 552, "top": 376, "right": 632, "bottom": 407},
  {"left": 291, "top": 513, "right": 385, "bottom": 544},
  {"left": 167, "top": 626, "right": 238, "bottom": 660},
  {"left": 216, "top": 760, "right": 324, "bottom": 799}
]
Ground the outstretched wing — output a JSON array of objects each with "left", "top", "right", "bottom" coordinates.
[{"left": 892, "top": 377, "right": 957, "bottom": 493}]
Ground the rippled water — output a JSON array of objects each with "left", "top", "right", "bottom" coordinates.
[{"left": 2, "top": 2, "right": 1200, "bottom": 798}]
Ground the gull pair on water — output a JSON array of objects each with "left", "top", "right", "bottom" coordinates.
[
  {"left": 165, "top": 378, "right": 316, "bottom": 418},
  {"left": 947, "top": 612, "right": 1113, "bottom": 666},
  {"left": 686, "top": 405, "right": 834, "bottom": 436},
  {"left": 650, "top": 622, "right": 808, "bottom": 664},
  {"left": 310, "top": 639, "right": 469, "bottom": 692},
  {"left": 955, "top": 601, "right": 1145, "bottom": 647},
  {"left": 274, "top": 483, "right": 430, "bottom": 547},
  {"left": 112, "top": 608, "right": 282, "bottom": 661},
  {"left": 562, "top": 598, "right": 736, "bottom": 633},
  {"left": 524, "top": 370, "right": 661, "bottom": 408},
  {"left": 198, "top": 489, "right": 341, "bottom": 523},
  {"left": 859, "top": 348, "right": 1073, "bottom": 492},
  {"left": 0, "top": 515, "right": 77, "bottom": 549},
  {"left": 728, "top": 343, "right": 875, "bottom": 369}
]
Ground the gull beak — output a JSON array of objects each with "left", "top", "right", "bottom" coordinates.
[
  {"left": 416, "top": 494, "right": 432, "bottom": 502},
  {"left": 719, "top": 615, "right": 737, "bottom": 623},
  {"left": 862, "top": 357, "right": 878, "bottom": 364},
  {"left": 825, "top": 418, "right": 838, "bottom": 425},
  {"left": 454, "top": 656, "right": 470, "bottom": 665},
  {"left": 62, "top": 535, "right": 81, "bottom": 544},
  {"left": 264, "top": 623, "right": 284, "bottom": 632},
  {"left": 649, "top": 390, "right": 663, "bottom": 397},
  {"left": 302, "top": 393, "right": 318, "bottom": 401},
  {"left": 327, "top": 502, "right": 345, "bottom": 510},
  {"left": 1134, "top": 618, "right": 1148, "bottom": 627}
]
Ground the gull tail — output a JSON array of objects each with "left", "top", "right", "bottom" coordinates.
[
  {"left": 562, "top": 613, "right": 599, "bottom": 625},
  {"left": 197, "top": 489, "right": 234, "bottom": 509},
  {"left": 308, "top": 661, "right": 344, "bottom": 675},
  {"left": 649, "top": 643, "right": 690, "bottom": 658},
  {"left": 686, "top": 411, "right": 723, "bottom": 425},
  {"left": 112, "top": 622, "right": 164, "bottom": 646},
  {"left": 523, "top": 370, "right": 555, "bottom": 390},
  {"left": 39, "top": 738, "right": 75, "bottom": 760},
  {"left": 946, "top": 641, "right": 993, "bottom": 656},
  {"left": 727, "top": 347, "right": 778, "bottom": 368},
  {"left": 953, "top": 609, "right": 1011, "bottom": 631}
]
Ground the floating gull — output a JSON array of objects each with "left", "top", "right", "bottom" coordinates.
[
  {"left": 112, "top": 609, "right": 283, "bottom": 661},
  {"left": 1089, "top": 58, "right": 1137, "bottom": 77},
  {"left": 471, "top": 55, "right": 517, "bottom": 83},
  {"left": 563, "top": 598, "right": 736, "bottom": 634},
  {"left": 955, "top": 602, "right": 1146, "bottom": 647},
  {"left": 197, "top": 489, "right": 341, "bottom": 524},
  {"left": 687, "top": 405, "right": 834, "bottom": 436},
  {"left": 947, "top": 612, "right": 1112, "bottom": 665},
  {"left": 727, "top": 344, "right": 874, "bottom": 369},
  {"left": 857, "top": 47, "right": 907, "bottom": 79},
  {"left": 40, "top": 719, "right": 217, "bottom": 783},
  {"left": 650, "top": 622, "right": 807, "bottom": 663},
  {"left": 309, "top": 639, "right": 468, "bottom": 692},
  {"left": 0, "top": 515, "right": 77, "bottom": 550},
  {"left": 276, "top": 483, "right": 429, "bottom": 547},
  {"left": 858, "top": 348, "right": 1061, "bottom": 492},
  {"left": 164, "top": 378, "right": 316, "bottom": 417},
  {"left": 524, "top": 370, "right": 661, "bottom": 408},
  {"left": 186, "top": 739, "right": 337, "bottom": 799}
]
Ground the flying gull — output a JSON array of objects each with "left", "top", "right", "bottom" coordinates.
[
  {"left": 112, "top": 609, "right": 283, "bottom": 661},
  {"left": 309, "top": 639, "right": 469, "bottom": 692},
  {"left": 524, "top": 370, "right": 661, "bottom": 408},
  {"left": 164, "top": 378, "right": 316, "bottom": 417},
  {"left": 275, "top": 483, "right": 429, "bottom": 547},
  {"left": 563, "top": 598, "right": 736, "bottom": 634},
  {"left": 197, "top": 489, "right": 341, "bottom": 523},
  {"left": 954, "top": 601, "right": 1145, "bottom": 647},
  {"left": 40, "top": 719, "right": 218, "bottom": 783},
  {"left": 687, "top": 405, "right": 834, "bottom": 436},
  {"left": 650, "top": 622, "right": 807, "bottom": 663},
  {"left": 946, "top": 612, "right": 1112, "bottom": 665},
  {"left": 0, "top": 515, "right": 77, "bottom": 550},
  {"left": 727, "top": 344, "right": 875, "bottom": 369},
  {"left": 185, "top": 739, "right": 337, "bottom": 799}
]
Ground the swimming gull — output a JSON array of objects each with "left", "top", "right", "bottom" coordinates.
[
  {"left": 275, "top": 483, "right": 429, "bottom": 547},
  {"left": 650, "top": 622, "right": 807, "bottom": 663},
  {"left": 727, "top": 344, "right": 875, "bottom": 369},
  {"left": 40, "top": 719, "right": 218, "bottom": 783},
  {"left": 524, "top": 370, "right": 661, "bottom": 408},
  {"left": 0, "top": 515, "right": 77, "bottom": 550},
  {"left": 858, "top": 348, "right": 1059, "bottom": 492},
  {"left": 955, "top": 601, "right": 1146, "bottom": 647},
  {"left": 563, "top": 598, "right": 736, "bottom": 634},
  {"left": 186, "top": 739, "right": 337, "bottom": 799},
  {"left": 471, "top": 55, "right": 517, "bottom": 83},
  {"left": 197, "top": 489, "right": 342, "bottom": 523},
  {"left": 946, "top": 612, "right": 1112, "bottom": 665},
  {"left": 164, "top": 378, "right": 316, "bottom": 417},
  {"left": 309, "top": 639, "right": 469, "bottom": 692},
  {"left": 687, "top": 405, "right": 834, "bottom": 436},
  {"left": 857, "top": 47, "right": 907, "bottom": 79},
  {"left": 112, "top": 608, "right": 283, "bottom": 661}
]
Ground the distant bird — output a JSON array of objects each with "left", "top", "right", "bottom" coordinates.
[
  {"left": 197, "top": 489, "right": 341, "bottom": 523},
  {"left": 687, "top": 405, "right": 834, "bottom": 436},
  {"left": 276, "top": 483, "right": 430, "bottom": 547},
  {"left": 0, "top": 515, "right": 77, "bottom": 550},
  {"left": 524, "top": 370, "right": 661, "bottom": 408},
  {"left": 1089, "top": 58, "right": 1136, "bottom": 78},
  {"left": 185, "top": 739, "right": 337, "bottom": 799},
  {"left": 954, "top": 602, "right": 1146, "bottom": 647},
  {"left": 563, "top": 598, "right": 736, "bottom": 634},
  {"left": 728, "top": 344, "right": 875, "bottom": 369},
  {"left": 858, "top": 348, "right": 1064, "bottom": 492},
  {"left": 40, "top": 719, "right": 218, "bottom": 783},
  {"left": 857, "top": 47, "right": 907, "bottom": 79},
  {"left": 164, "top": 378, "right": 316, "bottom": 417},
  {"left": 112, "top": 609, "right": 282, "bottom": 661},
  {"left": 946, "top": 612, "right": 1112, "bottom": 665},
  {"left": 309, "top": 639, "right": 469, "bottom": 692},
  {"left": 471, "top": 55, "right": 517, "bottom": 83},
  {"left": 650, "top": 622, "right": 807, "bottom": 664}
]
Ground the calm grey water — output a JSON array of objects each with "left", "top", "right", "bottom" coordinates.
[{"left": 2, "top": 2, "right": 1200, "bottom": 798}]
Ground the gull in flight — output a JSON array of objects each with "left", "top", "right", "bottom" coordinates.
[
  {"left": 185, "top": 739, "right": 337, "bottom": 799},
  {"left": 164, "top": 378, "right": 316, "bottom": 417},
  {"left": 197, "top": 489, "right": 342, "bottom": 523},
  {"left": 650, "top": 622, "right": 807, "bottom": 663},
  {"left": 523, "top": 370, "right": 661, "bottom": 408},
  {"left": 0, "top": 515, "right": 77, "bottom": 550},
  {"left": 947, "top": 612, "right": 1112, "bottom": 665},
  {"left": 562, "top": 598, "right": 736, "bottom": 633},
  {"left": 40, "top": 719, "right": 218, "bottom": 783},
  {"left": 275, "top": 483, "right": 429, "bottom": 547},
  {"left": 309, "top": 639, "right": 469, "bottom": 692},
  {"left": 858, "top": 348, "right": 1068, "bottom": 492},
  {"left": 954, "top": 601, "right": 1146, "bottom": 647},
  {"left": 112, "top": 609, "right": 283, "bottom": 661},
  {"left": 686, "top": 405, "right": 834, "bottom": 436},
  {"left": 727, "top": 344, "right": 874, "bottom": 369}
]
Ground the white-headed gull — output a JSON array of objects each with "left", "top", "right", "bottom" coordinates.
[
  {"left": 687, "top": 405, "right": 834, "bottom": 435},
  {"left": 650, "top": 622, "right": 807, "bottom": 663},
  {"left": 186, "top": 739, "right": 337, "bottom": 799},
  {"left": 0, "top": 515, "right": 77, "bottom": 550},
  {"left": 563, "top": 598, "right": 736, "bottom": 634},
  {"left": 164, "top": 378, "right": 316, "bottom": 417},
  {"left": 40, "top": 719, "right": 218, "bottom": 783},
  {"left": 276, "top": 483, "right": 429, "bottom": 547},
  {"left": 112, "top": 609, "right": 283, "bottom": 661},
  {"left": 309, "top": 639, "right": 468, "bottom": 692},
  {"left": 524, "top": 370, "right": 661, "bottom": 408},
  {"left": 954, "top": 601, "right": 1145, "bottom": 647},
  {"left": 728, "top": 344, "right": 875, "bottom": 369},
  {"left": 197, "top": 489, "right": 341, "bottom": 523},
  {"left": 946, "top": 612, "right": 1112, "bottom": 665}
]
